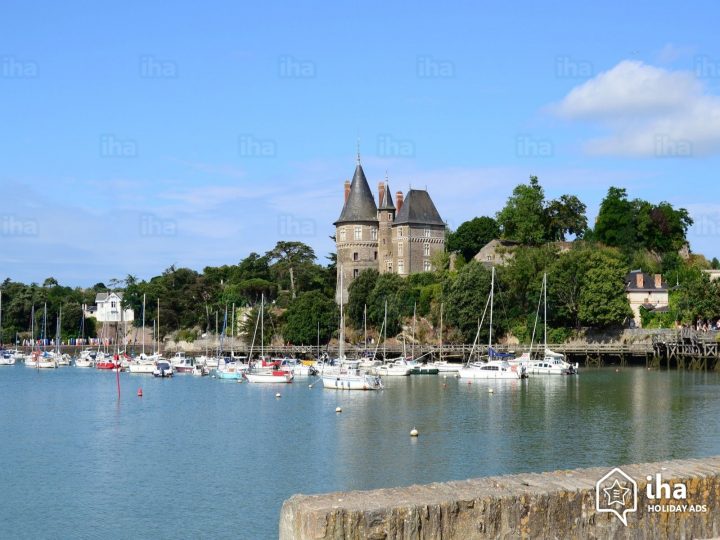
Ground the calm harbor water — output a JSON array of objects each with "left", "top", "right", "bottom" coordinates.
[{"left": 2, "top": 366, "right": 720, "bottom": 539}]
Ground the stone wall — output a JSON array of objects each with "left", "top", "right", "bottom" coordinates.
[{"left": 279, "top": 457, "right": 720, "bottom": 539}]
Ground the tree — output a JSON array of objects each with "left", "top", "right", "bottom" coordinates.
[
  {"left": 347, "top": 269, "right": 379, "bottom": 329},
  {"left": 712, "top": 257, "right": 720, "bottom": 270},
  {"left": 578, "top": 251, "right": 632, "bottom": 327},
  {"left": 546, "top": 195, "right": 588, "bottom": 241},
  {"left": 496, "top": 176, "right": 548, "bottom": 245},
  {"left": 594, "top": 187, "right": 636, "bottom": 249},
  {"left": 366, "top": 274, "right": 405, "bottom": 336},
  {"left": 266, "top": 241, "right": 316, "bottom": 299},
  {"left": 443, "top": 261, "right": 494, "bottom": 342},
  {"left": 283, "top": 291, "right": 339, "bottom": 344},
  {"left": 548, "top": 248, "right": 591, "bottom": 328},
  {"left": 447, "top": 217, "right": 500, "bottom": 261}
]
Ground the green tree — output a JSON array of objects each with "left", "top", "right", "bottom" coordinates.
[
  {"left": 447, "top": 216, "right": 500, "bottom": 261},
  {"left": 546, "top": 195, "right": 588, "bottom": 241},
  {"left": 283, "top": 291, "right": 339, "bottom": 344},
  {"left": 443, "top": 261, "right": 494, "bottom": 342},
  {"left": 347, "top": 269, "right": 379, "bottom": 329},
  {"left": 367, "top": 274, "right": 405, "bottom": 336},
  {"left": 594, "top": 187, "right": 637, "bottom": 249},
  {"left": 496, "top": 176, "right": 548, "bottom": 245},
  {"left": 578, "top": 251, "right": 632, "bottom": 327},
  {"left": 266, "top": 241, "right": 316, "bottom": 299}
]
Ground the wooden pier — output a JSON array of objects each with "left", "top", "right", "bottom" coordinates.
[{"left": 19, "top": 329, "right": 720, "bottom": 370}]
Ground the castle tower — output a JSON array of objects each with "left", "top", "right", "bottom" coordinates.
[
  {"left": 392, "top": 189, "right": 445, "bottom": 276},
  {"left": 334, "top": 160, "right": 379, "bottom": 304},
  {"left": 377, "top": 177, "right": 395, "bottom": 274}
]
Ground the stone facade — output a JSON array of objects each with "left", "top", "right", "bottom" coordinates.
[{"left": 335, "top": 162, "right": 445, "bottom": 304}]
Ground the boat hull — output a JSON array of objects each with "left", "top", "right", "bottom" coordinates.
[
  {"left": 322, "top": 374, "right": 383, "bottom": 390},
  {"left": 244, "top": 371, "right": 293, "bottom": 383}
]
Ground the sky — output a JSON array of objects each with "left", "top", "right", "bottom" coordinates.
[{"left": 2, "top": 1, "right": 720, "bottom": 286}]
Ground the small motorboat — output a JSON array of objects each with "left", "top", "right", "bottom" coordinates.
[{"left": 153, "top": 360, "right": 174, "bottom": 378}]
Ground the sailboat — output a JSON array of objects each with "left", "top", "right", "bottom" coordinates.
[
  {"left": 458, "top": 267, "right": 526, "bottom": 380},
  {"left": 322, "top": 270, "right": 383, "bottom": 390},
  {"left": 523, "top": 273, "right": 579, "bottom": 376},
  {"left": 216, "top": 307, "right": 245, "bottom": 379},
  {"left": 54, "top": 309, "right": 71, "bottom": 366},
  {"left": 37, "top": 304, "right": 58, "bottom": 369},
  {"left": 0, "top": 291, "right": 16, "bottom": 366},
  {"left": 129, "top": 294, "right": 155, "bottom": 374},
  {"left": 244, "top": 294, "right": 293, "bottom": 383},
  {"left": 427, "top": 302, "right": 462, "bottom": 373},
  {"left": 399, "top": 303, "right": 438, "bottom": 375}
]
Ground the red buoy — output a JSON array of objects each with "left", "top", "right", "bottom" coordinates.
[{"left": 137, "top": 388, "right": 143, "bottom": 397}]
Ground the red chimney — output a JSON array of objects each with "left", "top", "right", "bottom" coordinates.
[
  {"left": 655, "top": 274, "right": 662, "bottom": 289},
  {"left": 344, "top": 180, "right": 351, "bottom": 203},
  {"left": 378, "top": 182, "right": 385, "bottom": 207},
  {"left": 636, "top": 273, "right": 644, "bottom": 288},
  {"left": 396, "top": 191, "right": 404, "bottom": 213}
]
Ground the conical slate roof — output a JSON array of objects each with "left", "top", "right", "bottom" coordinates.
[
  {"left": 393, "top": 189, "right": 444, "bottom": 226},
  {"left": 335, "top": 164, "right": 378, "bottom": 224},
  {"left": 379, "top": 180, "right": 395, "bottom": 210}
]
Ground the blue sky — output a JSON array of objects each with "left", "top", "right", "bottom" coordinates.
[{"left": 2, "top": 1, "right": 720, "bottom": 286}]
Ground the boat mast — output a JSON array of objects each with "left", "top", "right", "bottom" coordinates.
[
  {"left": 157, "top": 298, "right": 161, "bottom": 355},
  {"left": 363, "top": 304, "right": 367, "bottom": 352},
  {"left": 412, "top": 302, "right": 416, "bottom": 360},
  {"left": 543, "top": 273, "right": 548, "bottom": 353},
  {"left": 231, "top": 302, "right": 236, "bottom": 356},
  {"left": 142, "top": 294, "right": 146, "bottom": 356},
  {"left": 383, "top": 299, "right": 387, "bottom": 361},
  {"left": 260, "top": 293, "right": 265, "bottom": 359},
  {"left": 439, "top": 302, "right": 444, "bottom": 362},
  {"left": 488, "top": 267, "right": 495, "bottom": 352},
  {"left": 0, "top": 289, "right": 3, "bottom": 348},
  {"left": 338, "top": 270, "right": 344, "bottom": 361}
]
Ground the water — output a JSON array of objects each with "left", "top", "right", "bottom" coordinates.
[{"left": 2, "top": 366, "right": 720, "bottom": 539}]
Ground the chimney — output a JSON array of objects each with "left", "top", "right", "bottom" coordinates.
[
  {"left": 655, "top": 274, "right": 662, "bottom": 289},
  {"left": 636, "top": 273, "right": 644, "bottom": 288},
  {"left": 396, "top": 191, "right": 404, "bottom": 213},
  {"left": 344, "top": 180, "right": 351, "bottom": 204},
  {"left": 378, "top": 182, "right": 385, "bottom": 207}
]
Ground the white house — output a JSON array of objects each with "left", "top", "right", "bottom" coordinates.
[
  {"left": 626, "top": 270, "right": 669, "bottom": 328},
  {"left": 84, "top": 292, "right": 135, "bottom": 323}
]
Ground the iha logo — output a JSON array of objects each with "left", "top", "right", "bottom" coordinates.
[
  {"left": 596, "top": 468, "right": 637, "bottom": 526},
  {"left": 645, "top": 474, "right": 707, "bottom": 514},
  {"left": 596, "top": 468, "right": 708, "bottom": 526}
]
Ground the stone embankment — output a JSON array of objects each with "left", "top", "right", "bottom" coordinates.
[{"left": 279, "top": 457, "right": 720, "bottom": 539}]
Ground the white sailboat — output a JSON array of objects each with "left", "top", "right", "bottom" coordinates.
[
  {"left": 524, "top": 273, "right": 579, "bottom": 376},
  {"left": 427, "top": 302, "right": 462, "bottom": 373},
  {"left": 37, "top": 304, "right": 58, "bottom": 369},
  {"left": 244, "top": 294, "right": 293, "bottom": 383},
  {"left": 0, "top": 291, "right": 15, "bottom": 366},
  {"left": 458, "top": 268, "right": 525, "bottom": 380},
  {"left": 129, "top": 295, "right": 155, "bottom": 374},
  {"left": 322, "top": 270, "right": 383, "bottom": 391}
]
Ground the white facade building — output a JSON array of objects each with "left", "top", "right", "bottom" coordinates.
[{"left": 84, "top": 292, "right": 134, "bottom": 323}]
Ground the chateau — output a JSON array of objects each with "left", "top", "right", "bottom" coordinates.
[{"left": 335, "top": 159, "right": 445, "bottom": 304}]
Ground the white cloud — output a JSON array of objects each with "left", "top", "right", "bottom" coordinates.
[{"left": 551, "top": 60, "right": 720, "bottom": 157}]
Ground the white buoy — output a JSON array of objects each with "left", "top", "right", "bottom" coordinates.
[
  {"left": 488, "top": 388, "right": 494, "bottom": 394},
  {"left": 336, "top": 407, "right": 342, "bottom": 413},
  {"left": 308, "top": 384, "right": 313, "bottom": 388},
  {"left": 410, "top": 428, "right": 419, "bottom": 437},
  {"left": 275, "top": 393, "right": 281, "bottom": 398}
]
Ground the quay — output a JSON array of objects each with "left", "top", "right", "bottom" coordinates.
[
  {"left": 19, "top": 329, "right": 720, "bottom": 370},
  {"left": 279, "top": 456, "right": 720, "bottom": 539}
]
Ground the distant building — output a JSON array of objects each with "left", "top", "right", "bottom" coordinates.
[
  {"left": 625, "top": 270, "right": 669, "bottom": 327},
  {"left": 704, "top": 269, "right": 720, "bottom": 282},
  {"left": 473, "top": 239, "right": 520, "bottom": 267},
  {"left": 335, "top": 159, "right": 445, "bottom": 304},
  {"left": 84, "top": 292, "right": 134, "bottom": 323}
]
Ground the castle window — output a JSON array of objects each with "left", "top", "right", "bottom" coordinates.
[
  {"left": 424, "top": 228, "right": 431, "bottom": 238},
  {"left": 423, "top": 260, "right": 431, "bottom": 272},
  {"left": 387, "top": 261, "right": 393, "bottom": 272},
  {"left": 374, "top": 251, "right": 377, "bottom": 260},
  {"left": 371, "top": 228, "right": 377, "bottom": 240},
  {"left": 339, "top": 228, "right": 346, "bottom": 241},
  {"left": 398, "top": 260, "right": 405, "bottom": 274},
  {"left": 382, "top": 238, "right": 386, "bottom": 245},
  {"left": 353, "top": 252, "right": 359, "bottom": 261},
  {"left": 354, "top": 226, "right": 362, "bottom": 240},
  {"left": 398, "top": 242, "right": 404, "bottom": 256},
  {"left": 387, "top": 213, "right": 392, "bottom": 221},
  {"left": 353, "top": 269, "right": 359, "bottom": 278},
  {"left": 424, "top": 243, "right": 430, "bottom": 257}
]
